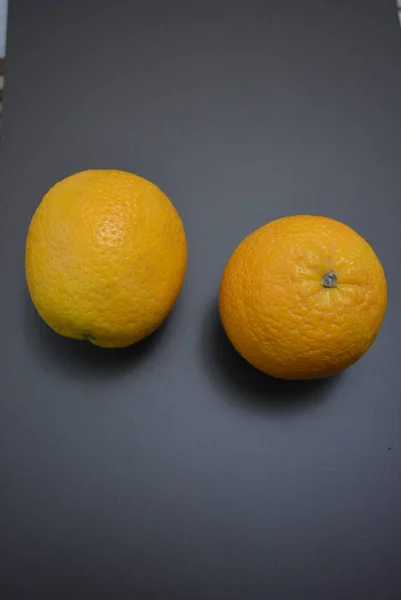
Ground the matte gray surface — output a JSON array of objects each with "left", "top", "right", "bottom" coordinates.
[{"left": 1, "top": 1, "right": 401, "bottom": 598}]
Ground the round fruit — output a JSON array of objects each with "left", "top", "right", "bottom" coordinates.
[
  {"left": 26, "top": 170, "right": 187, "bottom": 348},
  {"left": 219, "top": 215, "right": 387, "bottom": 380}
]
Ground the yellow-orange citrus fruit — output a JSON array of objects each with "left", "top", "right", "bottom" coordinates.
[
  {"left": 26, "top": 170, "right": 187, "bottom": 348},
  {"left": 219, "top": 215, "right": 387, "bottom": 379}
]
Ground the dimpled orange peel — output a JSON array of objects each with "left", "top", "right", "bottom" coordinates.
[
  {"left": 219, "top": 215, "right": 387, "bottom": 380},
  {"left": 25, "top": 170, "right": 187, "bottom": 348}
]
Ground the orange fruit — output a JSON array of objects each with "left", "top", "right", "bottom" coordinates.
[
  {"left": 25, "top": 170, "right": 187, "bottom": 348},
  {"left": 219, "top": 215, "right": 387, "bottom": 379}
]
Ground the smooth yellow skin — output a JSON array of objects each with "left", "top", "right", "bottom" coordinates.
[
  {"left": 219, "top": 215, "right": 387, "bottom": 380},
  {"left": 26, "top": 170, "right": 187, "bottom": 348}
]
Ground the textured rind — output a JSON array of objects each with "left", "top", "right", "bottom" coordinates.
[
  {"left": 25, "top": 170, "right": 187, "bottom": 348},
  {"left": 219, "top": 215, "right": 387, "bottom": 379}
]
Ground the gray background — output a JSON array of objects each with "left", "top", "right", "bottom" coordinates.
[{"left": 1, "top": 1, "right": 401, "bottom": 598}]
